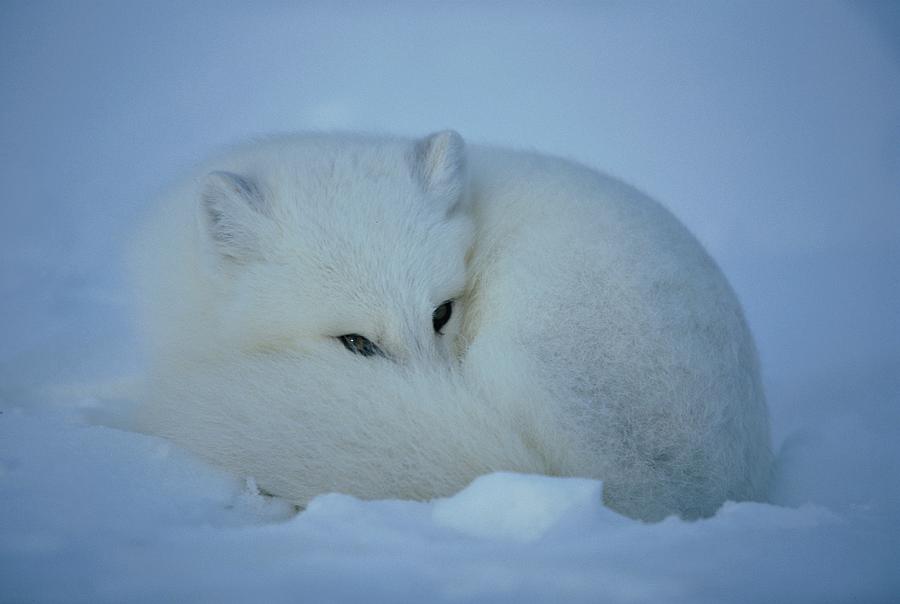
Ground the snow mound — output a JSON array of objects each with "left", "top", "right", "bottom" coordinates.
[{"left": 432, "top": 472, "right": 616, "bottom": 542}]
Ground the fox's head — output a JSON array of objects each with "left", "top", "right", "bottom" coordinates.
[{"left": 195, "top": 131, "right": 474, "bottom": 363}]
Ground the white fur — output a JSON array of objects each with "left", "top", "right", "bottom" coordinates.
[{"left": 130, "top": 131, "right": 771, "bottom": 521}]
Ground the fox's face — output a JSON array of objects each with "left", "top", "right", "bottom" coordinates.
[{"left": 196, "top": 131, "right": 474, "bottom": 364}]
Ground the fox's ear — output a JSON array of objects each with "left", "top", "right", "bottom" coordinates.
[
  {"left": 413, "top": 130, "right": 467, "bottom": 213},
  {"left": 200, "top": 171, "right": 272, "bottom": 263}
]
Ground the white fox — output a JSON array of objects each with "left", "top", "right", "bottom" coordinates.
[{"left": 131, "top": 131, "right": 771, "bottom": 521}]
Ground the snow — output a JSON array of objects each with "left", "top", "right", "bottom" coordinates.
[
  {"left": 1, "top": 1, "right": 898, "bottom": 602},
  {"left": 1, "top": 407, "right": 893, "bottom": 603},
  {"left": 431, "top": 473, "right": 610, "bottom": 543}
]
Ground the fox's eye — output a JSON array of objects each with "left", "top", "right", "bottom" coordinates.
[
  {"left": 338, "top": 334, "right": 381, "bottom": 357},
  {"left": 432, "top": 300, "right": 453, "bottom": 334}
]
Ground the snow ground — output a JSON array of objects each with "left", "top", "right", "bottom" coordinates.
[{"left": 1, "top": 2, "right": 898, "bottom": 602}]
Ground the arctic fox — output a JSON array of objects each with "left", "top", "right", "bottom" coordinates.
[{"left": 131, "top": 130, "right": 771, "bottom": 521}]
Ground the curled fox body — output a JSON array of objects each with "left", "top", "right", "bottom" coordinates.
[{"left": 132, "top": 131, "right": 771, "bottom": 521}]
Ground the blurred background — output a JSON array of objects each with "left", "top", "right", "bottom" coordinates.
[{"left": 1, "top": 1, "right": 897, "bottom": 511}]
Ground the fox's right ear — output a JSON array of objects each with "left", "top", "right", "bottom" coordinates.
[{"left": 199, "top": 171, "right": 272, "bottom": 263}]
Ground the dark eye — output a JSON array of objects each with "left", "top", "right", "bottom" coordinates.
[
  {"left": 338, "top": 334, "right": 381, "bottom": 357},
  {"left": 432, "top": 300, "right": 453, "bottom": 334}
]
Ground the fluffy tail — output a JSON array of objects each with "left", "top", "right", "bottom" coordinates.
[{"left": 135, "top": 344, "right": 569, "bottom": 506}]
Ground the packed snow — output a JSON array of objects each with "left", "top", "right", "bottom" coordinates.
[{"left": 1, "top": 2, "right": 898, "bottom": 602}]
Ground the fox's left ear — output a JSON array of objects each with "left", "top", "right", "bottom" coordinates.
[{"left": 413, "top": 130, "right": 468, "bottom": 214}]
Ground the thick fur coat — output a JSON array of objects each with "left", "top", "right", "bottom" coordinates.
[{"left": 131, "top": 131, "right": 771, "bottom": 521}]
